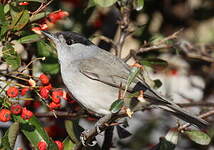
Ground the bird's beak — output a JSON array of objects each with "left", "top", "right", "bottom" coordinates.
[{"left": 41, "top": 31, "right": 57, "bottom": 41}]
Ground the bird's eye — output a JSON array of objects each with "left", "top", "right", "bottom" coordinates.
[{"left": 66, "top": 39, "right": 73, "bottom": 45}]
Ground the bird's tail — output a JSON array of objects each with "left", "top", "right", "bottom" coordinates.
[
  {"left": 144, "top": 89, "right": 209, "bottom": 129},
  {"left": 159, "top": 103, "right": 208, "bottom": 129}
]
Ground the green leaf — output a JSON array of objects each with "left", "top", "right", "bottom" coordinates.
[
  {"left": 84, "top": 0, "right": 96, "bottom": 12},
  {"left": 10, "top": 10, "right": 29, "bottom": 31},
  {"left": 2, "top": 43, "right": 21, "bottom": 70},
  {"left": 64, "top": 120, "right": 79, "bottom": 144},
  {"left": 0, "top": 4, "right": 5, "bottom": 23},
  {"left": 30, "top": 12, "right": 50, "bottom": 22},
  {"left": 152, "top": 137, "right": 175, "bottom": 150},
  {"left": 0, "top": 130, "right": 11, "bottom": 150},
  {"left": 18, "top": 34, "right": 42, "bottom": 44},
  {"left": 41, "top": 63, "right": 59, "bottom": 75},
  {"left": 4, "top": 4, "right": 10, "bottom": 14},
  {"left": 13, "top": 116, "right": 58, "bottom": 150},
  {"left": 127, "top": 66, "right": 141, "bottom": 88},
  {"left": 110, "top": 99, "right": 124, "bottom": 113},
  {"left": 93, "top": 0, "right": 117, "bottom": 7},
  {"left": 63, "top": 137, "right": 75, "bottom": 150},
  {"left": 154, "top": 79, "right": 162, "bottom": 89},
  {"left": 184, "top": 130, "right": 211, "bottom": 145},
  {"left": 8, "top": 122, "right": 20, "bottom": 149},
  {"left": 37, "top": 40, "right": 52, "bottom": 57},
  {"left": 133, "top": 0, "right": 144, "bottom": 11},
  {"left": 140, "top": 58, "right": 168, "bottom": 69}
]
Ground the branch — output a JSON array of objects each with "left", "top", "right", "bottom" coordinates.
[
  {"left": 35, "top": 111, "right": 87, "bottom": 119},
  {"left": 138, "top": 29, "right": 182, "bottom": 52},
  {"left": 74, "top": 110, "right": 127, "bottom": 150}
]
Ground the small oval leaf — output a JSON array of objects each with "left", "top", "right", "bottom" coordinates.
[
  {"left": 184, "top": 130, "right": 211, "bottom": 145},
  {"left": 18, "top": 34, "right": 42, "bottom": 44},
  {"left": 8, "top": 122, "right": 20, "bottom": 148},
  {"left": 110, "top": 99, "right": 124, "bottom": 113},
  {"left": 133, "top": 0, "right": 144, "bottom": 11},
  {"left": 140, "top": 58, "right": 168, "bottom": 69}
]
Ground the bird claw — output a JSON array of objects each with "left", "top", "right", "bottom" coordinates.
[{"left": 80, "top": 130, "right": 97, "bottom": 147}]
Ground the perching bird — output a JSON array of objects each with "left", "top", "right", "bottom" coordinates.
[{"left": 42, "top": 31, "right": 208, "bottom": 129}]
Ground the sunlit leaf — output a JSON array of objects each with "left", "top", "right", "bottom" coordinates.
[
  {"left": 184, "top": 130, "right": 211, "bottom": 145},
  {"left": 133, "top": 0, "right": 144, "bottom": 11},
  {"left": 18, "top": 34, "right": 42, "bottom": 44},
  {"left": 165, "top": 129, "right": 178, "bottom": 145},
  {"left": 0, "top": 4, "right": 5, "bottom": 23},
  {"left": 110, "top": 99, "right": 124, "bottom": 113},
  {"left": 63, "top": 137, "right": 75, "bottom": 150},
  {"left": 10, "top": 10, "right": 29, "bottom": 31},
  {"left": 93, "top": 0, "right": 117, "bottom": 7},
  {"left": 13, "top": 116, "right": 58, "bottom": 149},
  {"left": 4, "top": 4, "right": 10, "bottom": 14},
  {"left": 37, "top": 40, "right": 52, "bottom": 57},
  {"left": 2, "top": 43, "right": 21, "bottom": 70},
  {"left": 8, "top": 122, "right": 20, "bottom": 149}
]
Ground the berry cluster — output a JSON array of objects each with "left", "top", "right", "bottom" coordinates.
[
  {"left": 0, "top": 104, "right": 33, "bottom": 122},
  {"left": 32, "top": 10, "right": 69, "bottom": 34}
]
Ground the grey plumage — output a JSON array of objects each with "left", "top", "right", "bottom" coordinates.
[{"left": 42, "top": 31, "right": 208, "bottom": 129}]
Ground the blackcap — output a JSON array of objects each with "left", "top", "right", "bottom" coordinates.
[{"left": 42, "top": 31, "right": 208, "bottom": 129}]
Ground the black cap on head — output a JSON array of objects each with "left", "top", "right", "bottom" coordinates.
[{"left": 55, "top": 32, "right": 93, "bottom": 46}]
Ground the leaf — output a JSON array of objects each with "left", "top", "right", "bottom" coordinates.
[
  {"left": 140, "top": 58, "right": 168, "bottom": 69},
  {"left": 127, "top": 66, "right": 141, "bottom": 88},
  {"left": 30, "top": 12, "right": 50, "bottom": 22},
  {"left": 154, "top": 79, "right": 162, "bottom": 89},
  {"left": 13, "top": 116, "right": 58, "bottom": 150},
  {"left": 151, "top": 137, "right": 175, "bottom": 150},
  {"left": 93, "top": 0, "right": 117, "bottom": 7},
  {"left": 18, "top": 34, "right": 42, "bottom": 44},
  {"left": 8, "top": 122, "right": 20, "bottom": 149},
  {"left": 184, "top": 130, "right": 211, "bottom": 145},
  {"left": 2, "top": 43, "right": 21, "bottom": 70},
  {"left": 84, "top": 0, "right": 96, "bottom": 12},
  {"left": 4, "top": 4, "right": 10, "bottom": 14},
  {"left": 63, "top": 137, "right": 75, "bottom": 150},
  {"left": 1, "top": 130, "right": 11, "bottom": 150},
  {"left": 165, "top": 129, "right": 178, "bottom": 145},
  {"left": 64, "top": 120, "right": 79, "bottom": 144},
  {"left": 10, "top": 10, "right": 29, "bottom": 31},
  {"left": 110, "top": 99, "right": 124, "bottom": 113},
  {"left": 0, "top": 3, "right": 5, "bottom": 23},
  {"left": 133, "top": 0, "right": 144, "bottom": 11},
  {"left": 37, "top": 40, "right": 52, "bottom": 57},
  {"left": 41, "top": 63, "right": 59, "bottom": 75}
]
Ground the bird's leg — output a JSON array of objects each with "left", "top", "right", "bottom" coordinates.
[{"left": 80, "top": 129, "right": 97, "bottom": 147}]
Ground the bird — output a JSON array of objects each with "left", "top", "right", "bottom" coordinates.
[{"left": 42, "top": 31, "right": 208, "bottom": 129}]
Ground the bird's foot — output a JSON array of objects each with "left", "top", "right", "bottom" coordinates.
[{"left": 80, "top": 129, "right": 97, "bottom": 147}]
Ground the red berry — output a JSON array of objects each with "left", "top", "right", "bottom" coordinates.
[
  {"left": 21, "top": 107, "right": 33, "bottom": 120},
  {"left": 6, "top": 86, "right": 19, "bottom": 98},
  {"left": 48, "top": 11, "right": 69, "bottom": 23},
  {"left": 37, "top": 141, "right": 47, "bottom": 150},
  {"left": 19, "top": 2, "right": 29, "bottom": 6},
  {"left": 21, "top": 87, "right": 30, "bottom": 96},
  {"left": 32, "top": 27, "right": 42, "bottom": 34},
  {"left": 44, "top": 84, "right": 53, "bottom": 91},
  {"left": 49, "top": 102, "right": 61, "bottom": 110},
  {"left": 51, "top": 90, "right": 63, "bottom": 104},
  {"left": 10, "top": 104, "right": 22, "bottom": 115},
  {"left": 39, "top": 87, "right": 49, "bottom": 99},
  {"left": 39, "top": 74, "right": 50, "bottom": 85},
  {"left": 54, "top": 140, "right": 64, "bottom": 150},
  {"left": 17, "top": 147, "right": 23, "bottom": 150},
  {"left": 0, "top": 109, "right": 11, "bottom": 122}
]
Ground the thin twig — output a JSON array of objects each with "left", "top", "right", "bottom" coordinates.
[{"left": 178, "top": 102, "right": 214, "bottom": 108}]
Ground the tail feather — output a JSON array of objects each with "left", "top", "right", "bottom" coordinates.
[{"left": 159, "top": 104, "right": 208, "bottom": 129}]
